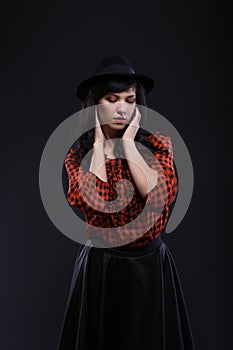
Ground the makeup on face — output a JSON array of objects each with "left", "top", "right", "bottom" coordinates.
[{"left": 97, "top": 87, "right": 136, "bottom": 127}]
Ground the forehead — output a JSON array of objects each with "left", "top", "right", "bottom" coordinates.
[{"left": 105, "top": 86, "right": 136, "bottom": 96}]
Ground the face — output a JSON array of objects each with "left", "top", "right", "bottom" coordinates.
[{"left": 97, "top": 86, "right": 136, "bottom": 138}]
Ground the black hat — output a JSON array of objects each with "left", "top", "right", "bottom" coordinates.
[{"left": 76, "top": 55, "right": 155, "bottom": 101}]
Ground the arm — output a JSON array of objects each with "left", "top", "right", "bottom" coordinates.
[
  {"left": 144, "top": 133, "right": 178, "bottom": 210},
  {"left": 122, "top": 139, "right": 158, "bottom": 198},
  {"left": 65, "top": 107, "right": 111, "bottom": 211},
  {"left": 66, "top": 107, "right": 135, "bottom": 213},
  {"left": 122, "top": 106, "right": 158, "bottom": 198},
  {"left": 65, "top": 146, "right": 133, "bottom": 213},
  {"left": 65, "top": 147, "right": 110, "bottom": 212},
  {"left": 89, "top": 107, "right": 108, "bottom": 182},
  {"left": 122, "top": 107, "right": 178, "bottom": 210},
  {"left": 89, "top": 142, "right": 107, "bottom": 183}
]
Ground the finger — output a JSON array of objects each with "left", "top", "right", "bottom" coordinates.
[
  {"left": 136, "top": 108, "right": 141, "bottom": 126},
  {"left": 95, "top": 107, "right": 100, "bottom": 126},
  {"left": 131, "top": 107, "right": 141, "bottom": 127},
  {"left": 136, "top": 106, "right": 141, "bottom": 120},
  {"left": 130, "top": 109, "right": 138, "bottom": 126}
]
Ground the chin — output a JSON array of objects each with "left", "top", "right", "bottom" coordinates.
[
  {"left": 109, "top": 123, "right": 127, "bottom": 129},
  {"left": 102, "top": 123, "right": 128, "bottom": 138}
]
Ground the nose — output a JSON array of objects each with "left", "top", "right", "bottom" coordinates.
[{"left": 116, "top": 101, "right": 127, "bottom": 115}]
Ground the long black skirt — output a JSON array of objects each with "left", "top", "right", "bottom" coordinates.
[{"left": 56, "top": 235, "right": 197, "bottom": 350}]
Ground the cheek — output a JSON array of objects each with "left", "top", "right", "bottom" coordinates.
[{"left": 98, "top": 104, "right": 115, "bottom": 120}]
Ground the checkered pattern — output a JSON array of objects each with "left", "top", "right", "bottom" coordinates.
[{"left": 64, "top": 131, "right": 178, "bottom": 247}]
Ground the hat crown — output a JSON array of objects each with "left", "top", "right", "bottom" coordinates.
[
  {"left": 76, "top": 55, "right": 155, "bottom": 100},
  {"left": 92, "top": 55, "right": 135, "bottom": 75}
]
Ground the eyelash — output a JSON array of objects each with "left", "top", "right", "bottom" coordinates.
[{"left": 107, "top": 99, "right": 136, "bottom": 104}]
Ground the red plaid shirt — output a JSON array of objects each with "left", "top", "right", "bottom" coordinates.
[{"left": 64, "top": 131, "right": 178, "bottom": 247}]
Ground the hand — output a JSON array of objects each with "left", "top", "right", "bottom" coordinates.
[
  {"left": 122, "top": 106, "right": 141, "bottom": 141},
  {"left": 94, "top": 107, "right": 106, "bottom": 145}
]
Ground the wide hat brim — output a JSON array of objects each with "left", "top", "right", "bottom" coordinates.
[{"left": 76, "top": 72, "right": 155, "bottom": 101}]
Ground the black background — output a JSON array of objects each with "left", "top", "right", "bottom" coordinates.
[{"left": 1, "top": 0, "right": 232, "bottom": 349}]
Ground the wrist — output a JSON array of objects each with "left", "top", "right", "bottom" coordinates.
[
  {"left": 93, "top": 141, "right": 104, "bottom": 147},
  {"left": 122, "top": 137, "right": 135, "bottom": 141},
  {"left": 122, "top": 138, "right": 135, "bottom": 146}
]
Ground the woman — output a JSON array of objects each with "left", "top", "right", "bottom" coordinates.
[{"left": 57, "top": 56, "right": 196, "bottom": 350}]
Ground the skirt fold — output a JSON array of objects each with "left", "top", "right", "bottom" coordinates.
[
  {"left": 57, "top": 237, "right": 196, "bottom": 350},
  {"left": 163, "top": 246, "right": 196, "bottom": 350}
]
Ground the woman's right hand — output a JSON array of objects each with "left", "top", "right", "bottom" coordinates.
[
  {"left": 94, "top": 108, "right": 106, "bottom": 145},
  {"left": 90, "top": 108, "right": 107, "bottom": 183}
]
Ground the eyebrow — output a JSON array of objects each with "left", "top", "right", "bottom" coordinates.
[{"left": 106, "top": 93, "right": 136, "bottom": 97}]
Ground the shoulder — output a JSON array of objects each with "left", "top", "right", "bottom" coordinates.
[
  {"left": 144, "top": 131, "right": 173, "bottom": 154},
  {"left": 65, "top": 145, "right": 80, "bottom": 158},
  {"left": 64, "top": 145, "right": 81, "bottom": 166}
]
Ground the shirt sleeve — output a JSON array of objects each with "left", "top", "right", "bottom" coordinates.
[
  {"left": 64, "top": 147, "right": 134, "bottom": 213},
  {"left": 144, "top": 132, "right": 178, "bottom": 211}
]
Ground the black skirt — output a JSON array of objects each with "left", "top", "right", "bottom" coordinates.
[{"left": 57, "top": 235, "right": 197, "bottom": 350}]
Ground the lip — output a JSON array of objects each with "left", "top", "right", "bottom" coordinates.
[
  {"left": 113, "top": 118, "right": 125, "bottom": 123},
  {"left": 113, "top": 116, "right": 126, "bottom": 123}
]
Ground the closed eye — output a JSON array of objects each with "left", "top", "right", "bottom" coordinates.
[
  {"left": 107, "top": 98, "right": 117, "bottom": 103},
  {"left": 107, "top": 98, "right": 136, "bottom": 104},
  {"left": 127, "top": 99, "right": 136, "bottom": 104},
  {"left": 106, "top": 96, "right": 136, "bottom": 103}
]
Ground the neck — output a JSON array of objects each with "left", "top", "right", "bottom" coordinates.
[{"left": 101, "top": 125, "right": 125, "bottom": 140}]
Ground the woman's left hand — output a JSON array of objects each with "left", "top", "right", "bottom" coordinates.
[{"left": 122, "top": 106, "right": 141, "bottom": 141}]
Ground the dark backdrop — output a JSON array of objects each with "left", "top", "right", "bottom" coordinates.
[{"left": 1, "top": 1, "right": 232, "bottom": 349}]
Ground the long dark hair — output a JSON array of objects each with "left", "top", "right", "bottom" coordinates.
[{"left": 71, "top": 76, "right": 156, "bottom": 170}]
